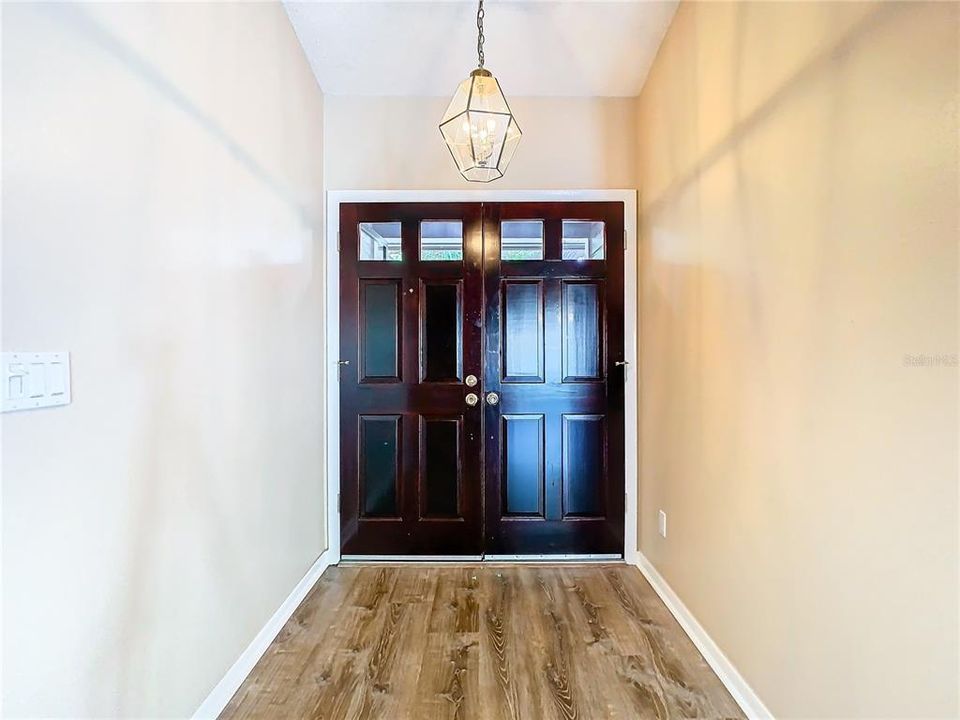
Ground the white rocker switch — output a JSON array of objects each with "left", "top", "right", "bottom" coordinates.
[{"left": 2, "top": 352, "right": 71, "bottom": 412}]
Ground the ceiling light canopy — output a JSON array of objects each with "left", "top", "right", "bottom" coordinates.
[{"left": 439, "top": 0, "right": 522, "bottom": 183}]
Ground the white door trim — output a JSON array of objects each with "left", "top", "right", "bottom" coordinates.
[{"left": 324, "top": 189, "right": 638, "bottom": 565}]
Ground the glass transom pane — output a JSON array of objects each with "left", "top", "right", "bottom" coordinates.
[
  {"left": 562, "top": 221, "right": 605, "bottom": 260},
  {"left": 420, "top": 221, "right": 463, "bottom": 261},
  {"left": 501, "top": 220, "right": 543, "bottom": 260},
  {"left": 359, "top": 222, "right": 402, "bottom": 261}
]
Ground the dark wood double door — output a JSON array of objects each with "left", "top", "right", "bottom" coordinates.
[{"left": 339, "top": 201, "right": 624, "bottom": 557}]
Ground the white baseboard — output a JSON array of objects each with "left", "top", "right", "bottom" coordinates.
[
  {"left": 193, "top": 550, "right": 333, "bottom": 719},
  {"left": 634, "top": 553, "right": 774, "bottom": 720}
]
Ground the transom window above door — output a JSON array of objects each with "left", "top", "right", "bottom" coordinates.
[
  {"left": 358, "top": 220, "right": 467, "bottom": 261},
  {"left": 500, "top": 220, "right": 543, "bottom": 260},
  {"left": 420, "top": 220, "right": 463, "bottom": 261},
  {"left": 501, "top": 220, "right": 544, "bottom": 260},
  {"left": 359, "top": 222, "right": 401, "bottom": 261},
  {"left": 562, "top": 220, "right": 605, "bottom": 260},
  {"left": 361, "top": 218, "right": 607, "bottom": 262},
  {"left": 499, "top": 219, "right": 607, "bottom": 261}
]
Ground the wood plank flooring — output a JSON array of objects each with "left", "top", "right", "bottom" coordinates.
[{"left": 220, "top": 564, "right": 744, "bottom": 720}]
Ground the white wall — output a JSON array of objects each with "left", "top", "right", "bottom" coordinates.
[
  {"left": 1, "top": 2, "right": 326, "bottom": 717},
  {"left": 636, "top": 1, "right": 958, "bottom": 717},
  {"left": 324, "top": 95, "right": 637, "bottom": 190}
]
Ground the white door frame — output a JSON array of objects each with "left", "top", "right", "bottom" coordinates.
[{"left": 324, "top": 189, "right": 638, "bottom": 565}]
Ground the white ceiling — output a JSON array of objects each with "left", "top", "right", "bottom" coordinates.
[{"left": 283, "top": 1, "right": 678, "bottom": 97}]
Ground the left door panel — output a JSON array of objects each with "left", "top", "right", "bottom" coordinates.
[{"left": 339, "top": 203, "right": 484, "bottom": 555}]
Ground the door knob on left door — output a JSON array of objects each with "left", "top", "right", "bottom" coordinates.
[{"left": 465, "top": 393, "right": 479, "bottom": 407}]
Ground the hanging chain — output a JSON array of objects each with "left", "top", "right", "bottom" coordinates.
[{"left": 476, "top": 0, "right": 485, "bottom": 68}]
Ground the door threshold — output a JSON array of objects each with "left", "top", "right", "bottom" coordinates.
[
  {"left": 340, "top": 553, "right": 623, "bottom": 564},
  {"left": 483, "top": 553, "right": 622, "bottom": 562},
  {"left": 342, "top": 555, "right": 485, "bottom": 562}
]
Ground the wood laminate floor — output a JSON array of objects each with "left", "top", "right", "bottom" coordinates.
[{"left": 220, "top": 564, "right": 744, "bottom": 720}]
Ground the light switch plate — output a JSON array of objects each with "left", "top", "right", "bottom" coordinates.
[{"left": 2, "top": 352, "right": 71, "bottom": 412}]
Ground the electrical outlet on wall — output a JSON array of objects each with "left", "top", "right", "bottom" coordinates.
[{"left": 658, "top": 509, "right": 667, "bottom": 538}]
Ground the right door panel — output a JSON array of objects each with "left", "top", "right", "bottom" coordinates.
[{"left": 483, "top": 202, "right": 625, "bottom": 555}]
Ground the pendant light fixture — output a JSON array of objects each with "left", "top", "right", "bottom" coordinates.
[{"left": 439, "top": 0, "right": 522, "bottom": 183}]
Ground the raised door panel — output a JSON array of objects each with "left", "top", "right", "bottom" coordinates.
[
  {"left": 502, "top": 280, "right": 544, "bottom": 383},
  {"left": 359, "top": 415, "right": 401, "bottom": 518},
  {"left": 562, "top": 414, "right": 606, "bottom": 518},
  {"left": 420, "top": 282, "right": 462, "bottom": 383},
  {"left": 360, "top": 280, "right": 401, "bottom": 382},
  {"left": 562, "top": 281, "right": 604, "bottom": 382},
  {"left": 501, "top": 414, "right": 545, "bottom": 517},
  {"left": 420, "top": 416, "right": 462, "bottom": 518}
]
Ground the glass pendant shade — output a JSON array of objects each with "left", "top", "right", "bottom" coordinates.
[{"left": 439, "top": 69, "right": 522, "bottom": 183}]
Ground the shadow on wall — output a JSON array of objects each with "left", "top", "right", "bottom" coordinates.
[
  {"left": 639, "top": 1, "right": 918, "bottom": 497},
  {"left": 46, "top": 3, "right": 310, "bottom": 227},
  {"left": 10, "top": 4, "right": 325, "bottom": 715},
  {"left": 639, "top": 0, "right": 958, "bottom": 715},
  {"left": 643, "top": 1, "right": 904, "bottom": 215}
]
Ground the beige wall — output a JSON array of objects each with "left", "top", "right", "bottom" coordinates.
[
  {"left": 636, "top": 1, "right": 958, "bottom": 717},
  {"left": 324, "top": 95, "right": 637, "bottom": 190},
  {"left": 1, "top": 2, "right": 325, "bottom": 717}
]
